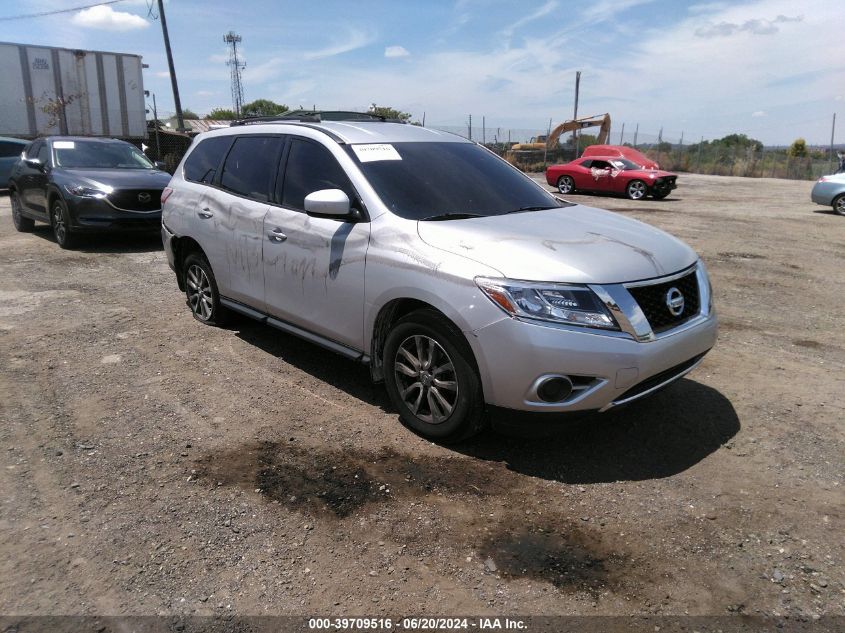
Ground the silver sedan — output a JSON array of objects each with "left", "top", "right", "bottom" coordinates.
[{"left": 811, "top": 172, "right": 845, "bottom": 216}]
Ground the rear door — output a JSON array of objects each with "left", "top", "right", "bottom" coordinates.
[
  {"left": 213, "top": 134, "right": 284, "bottom": 309},
  {"left": 179, "top": 135, "right": 234, "bottom": 291},
  {"left": 262, "top": 137, "right": 370, "bottom": 351}
]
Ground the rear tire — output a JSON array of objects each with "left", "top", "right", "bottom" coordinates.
[
  {"left": 833, "top": 194, "right": 845, "bottom": 216},
  {"left": 183, "top": 252, "right": 229, "bottom": 326},
  {"left": 626, "top": 179, "right": 647, "bottom": 200},
  {"left": 10, "top": 191, "right": 34, "bottom": 232},
  {"left": 383, "top": 309, "right": 486, "bottom": 443},
  {"left": 51, "top": 198, "right": 78, "bottom": 249},
  {"left": 557, "top": 175, "right": 575, "bottom": 194}
]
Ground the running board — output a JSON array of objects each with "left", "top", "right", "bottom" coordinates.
[{"left": 220, "top": 297, "right": 369, "bottom": 364}]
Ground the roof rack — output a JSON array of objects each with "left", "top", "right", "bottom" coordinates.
[{"left": 230, "top": 110, "right": 407, "bottom": 126}]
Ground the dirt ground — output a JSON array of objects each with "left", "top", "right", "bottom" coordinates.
[{"left": 0, "top": 174, "right": 842, "bottom": 621}]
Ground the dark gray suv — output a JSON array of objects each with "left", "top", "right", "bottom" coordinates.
[{"left": 9, "top": 136, "right": 171, "bottom": 248}]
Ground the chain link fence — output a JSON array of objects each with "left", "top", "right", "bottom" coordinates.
[{"left": 430, "top": 123, "right": 839, "bottom": 180}]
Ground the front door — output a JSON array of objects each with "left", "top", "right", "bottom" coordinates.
[{"left": 263, "top": 137, "right": 369, "bottom": 351}]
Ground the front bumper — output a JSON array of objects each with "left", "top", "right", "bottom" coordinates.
[
  {"left": 466, "top": 264, "right": 717, "bottom": 414},
  {"left": 66, "top": 197, "right": 161, "bottom": 232}
]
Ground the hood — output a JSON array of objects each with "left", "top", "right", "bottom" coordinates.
[
  {"left": 54, "top": 168, "right": 172, "bottom": 190},
  {"left": 417, "top": 205, "right": 697, "bottom": 284}
]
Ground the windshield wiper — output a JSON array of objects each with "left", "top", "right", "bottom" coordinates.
[
  {"left": 503, "top": 205, "right": 555, "bottom": 215},
  {"left": 420, "top": 212, "right": 486, "bottom": 221}
]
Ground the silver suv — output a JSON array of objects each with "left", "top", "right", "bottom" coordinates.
[{"left": 161, "top": 112, "right": 717, "bottom": 441}]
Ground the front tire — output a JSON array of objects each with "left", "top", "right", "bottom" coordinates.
[
  {"left": 183, "top": 252, "right": 229, "bottom": 326},
  {"left": 557, "top": 175, "right": 575, "bottom": 195},
  {"left": 383, "top": 309, "right": 486, "bottom": 442},
  {"left": 833, "top": 194, "right": 845, "bottom": 216},
  {"left": 10, "top": 191, "right": 35, "bottom": 232},
  {"left": 51, "top": 198, "right": 78, "bottom": 249},
  {"left": 626, "top": 179, "right": 648, "bottom": 200}
]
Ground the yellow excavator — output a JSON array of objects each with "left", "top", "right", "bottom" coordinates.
[{"left": 508, "top": 113, "right": 612, "bottom": 154}]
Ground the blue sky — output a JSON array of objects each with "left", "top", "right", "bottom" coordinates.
[{"left": 3, "top": 0, "right": 842, "bottom": 144}]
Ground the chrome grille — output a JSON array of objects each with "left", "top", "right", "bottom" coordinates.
[
  {"left": 627, "top": 269, "right": 700, "bottom": 333},
  {"left": 108, "top": 189, "right": 163, "bottom": 212}
]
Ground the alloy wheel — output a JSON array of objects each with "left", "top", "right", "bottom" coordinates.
[
  {"left": 52, "top": 204, "right": 67, "bottom": 244},
  {"left": 835, "top": 195, "right": 845, "bottom": 216},
  {"left": 628, "top": 180, "right": 647, "bottom": 200},
  {"left": 557, "top": 176, "right": 574, "bottom": 194},
  {"left": 186, "top": 264, "right": 214, "bottom": 321},
  {"left": 394, "top": 334, "right": 458, "bottom": 424}
]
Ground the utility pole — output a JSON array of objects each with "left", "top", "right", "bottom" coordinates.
[
  {"left": 697, "top": 136, "right": 703, "bottom": 172},
  {"left": 828, "top": 113, "right": 837, "bottom": 174},
  {"left": 151, "top": 93, "right": 160, "bottom": 160},
  {"left": 422, "top": 112, "right": 426, "bottom": 127},
  {"left": 224, "top": 31, "right": 246, "bottom": 117},
  {"left": 543, "top": 117, "right": 552, "bottom": 165},
  {"left": 619, "top": 122, "right": 625, "bottom": 145},
  {"left": 482, "top": 116, "right": 486, "bottom": 145},
  {"left": 157, "top": 0, "right": 184, "bottom": 132},
  {"left": 468, "top": 114, "right": 472, "bottom": 141},
  {"left": 572, "top": 71, "right": 581, "bottom": 156},
  {"left": 633, "top": 123, "right": 639, "bottom": 146}
]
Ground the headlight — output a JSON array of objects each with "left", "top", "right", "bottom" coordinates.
[
  {"left": 64, "top": 184, "right": 110, "bottom": 198},
  {"left": 476, "top": 277, "right": 618, "bottom": 330}
]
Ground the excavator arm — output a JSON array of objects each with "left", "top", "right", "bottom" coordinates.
[{"left": 546, "top": 113, "right": 612, "bottom": 150}]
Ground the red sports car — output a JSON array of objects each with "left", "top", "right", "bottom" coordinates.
[{"left": 545, "top": 157, "right": 678, "bottom": 200}]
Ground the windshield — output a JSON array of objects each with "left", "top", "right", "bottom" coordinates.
[
  {"left": 346, "top": 142, "right": 563, "bottom": 220},
  {"left": 53, "top": 140, "right": 155, "bottom": 170},
  {"left": 609, "top": 158, "right": 641, "bottom": 170}
]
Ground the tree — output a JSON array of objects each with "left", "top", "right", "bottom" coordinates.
[
  {"left": 368, "top": 104, "right": 412, "bottom": 122},
  {"left": 242, "top": 99, "right": 289, "bottom": 117},
  {"left": 788, "top": 138, "right": 808, "bottom": 158},
  {"left": 181, "top": 108, "right": 199, "bottom": 120},
  {"left": 205, "top": 108, "right": 237, "bottom": 120}
]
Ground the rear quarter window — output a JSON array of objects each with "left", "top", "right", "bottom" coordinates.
[
  {"left": 0, "top": 141, "right": 25, "bottom": 158},
  {"left": 184, "top": 136, "right": 233, "bottom": 184}
]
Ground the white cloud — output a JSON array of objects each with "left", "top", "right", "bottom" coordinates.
[
  {"left": 155, "top": 71, "right": 170, "bottom": 78},
  {"left": 70, "top": 5, "right": 148, "bottom": 31},
  {"left": 695, "top": 13, "right": 803, "bottom": 38},
  {"left": 501, "top": 1, "right": 557, "bottom": 39},
  {"left": 302, "top": 28, "right": 374, "bottom": 60},
  {"left": 385, "top": 46, "right": 410, "bottom": 58},
  {"left": 752, "top": 111, "right": 767, "bottom": 117},
  {"left": 196, "top": 90, "right": 215, "bottom": 97}
]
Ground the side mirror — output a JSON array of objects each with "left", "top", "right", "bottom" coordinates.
[
  {"left": 154, "top": 160, "right": 166, "bottom": 170},
  {"left": 303, "top": 188, "right": 351, "bottom": 218},
  {"left": 24, "top": 157, "right": 42, "bottom": 169}
]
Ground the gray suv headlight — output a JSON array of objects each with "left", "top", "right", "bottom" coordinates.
[
  {"left": 64, "top": 184, "right": 110, "bottom": 198},
  {"left": 476, "top": 277, "right": 619, "bottom": 330}
]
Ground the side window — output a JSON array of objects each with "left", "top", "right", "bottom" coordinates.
[
  {"left": 281, "top": 139, "right": 356, "bottom": 211},
  {"left": 25, "top": 141, "right": 42, "bottom": 160},
  {"left": 580, "top": 159, "right": 592, "bottom": 168},
  {"left": 37, "top": 143, "right": 50, "bottom": 165},
  {"left": 184, "top": 136, "right": 232, "bottom": 184},
  {"left": 219, "top": 136, "right": 283, "bottom": 202},
  {"left": 0, "top": 142, "right": 23, "bottom": 158}
]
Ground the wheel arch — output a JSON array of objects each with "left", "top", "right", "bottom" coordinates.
[
  {"left": 369, "top": 297, "right": 479, "bottom": 383},
  {"left": 171, "top": 236, "right": 207, "bottom": 292}
]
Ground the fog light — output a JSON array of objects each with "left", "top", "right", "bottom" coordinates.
[{"left": 536, "top": 376, "right": 573, "bottom": 403}]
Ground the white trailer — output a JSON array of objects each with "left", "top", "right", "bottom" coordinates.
[{"left": 0, "top": 41, "right": 147, "bottom": 139}]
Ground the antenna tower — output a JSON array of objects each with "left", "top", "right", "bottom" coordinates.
[{"left": 224, "top": 31, "right": 246, "bottom": 117}]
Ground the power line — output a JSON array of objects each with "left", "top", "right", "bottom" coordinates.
[{"left": 0, "top": 0, "right": 127, "bottom": 21}]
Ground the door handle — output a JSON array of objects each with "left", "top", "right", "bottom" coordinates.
[
  {"left": 198, "top": 208, "right": 213, "bottom": 219},
  {"left": 268, "top": 228, "right": 287, "bottom": 243}
]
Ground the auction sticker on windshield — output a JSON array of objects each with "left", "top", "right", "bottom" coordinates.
[
  {"left": 53, "top": 141, "right": 75, "bottom": 149},
  {"left": 351, "top": 144, "right": 402, "bottom": 162}
]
